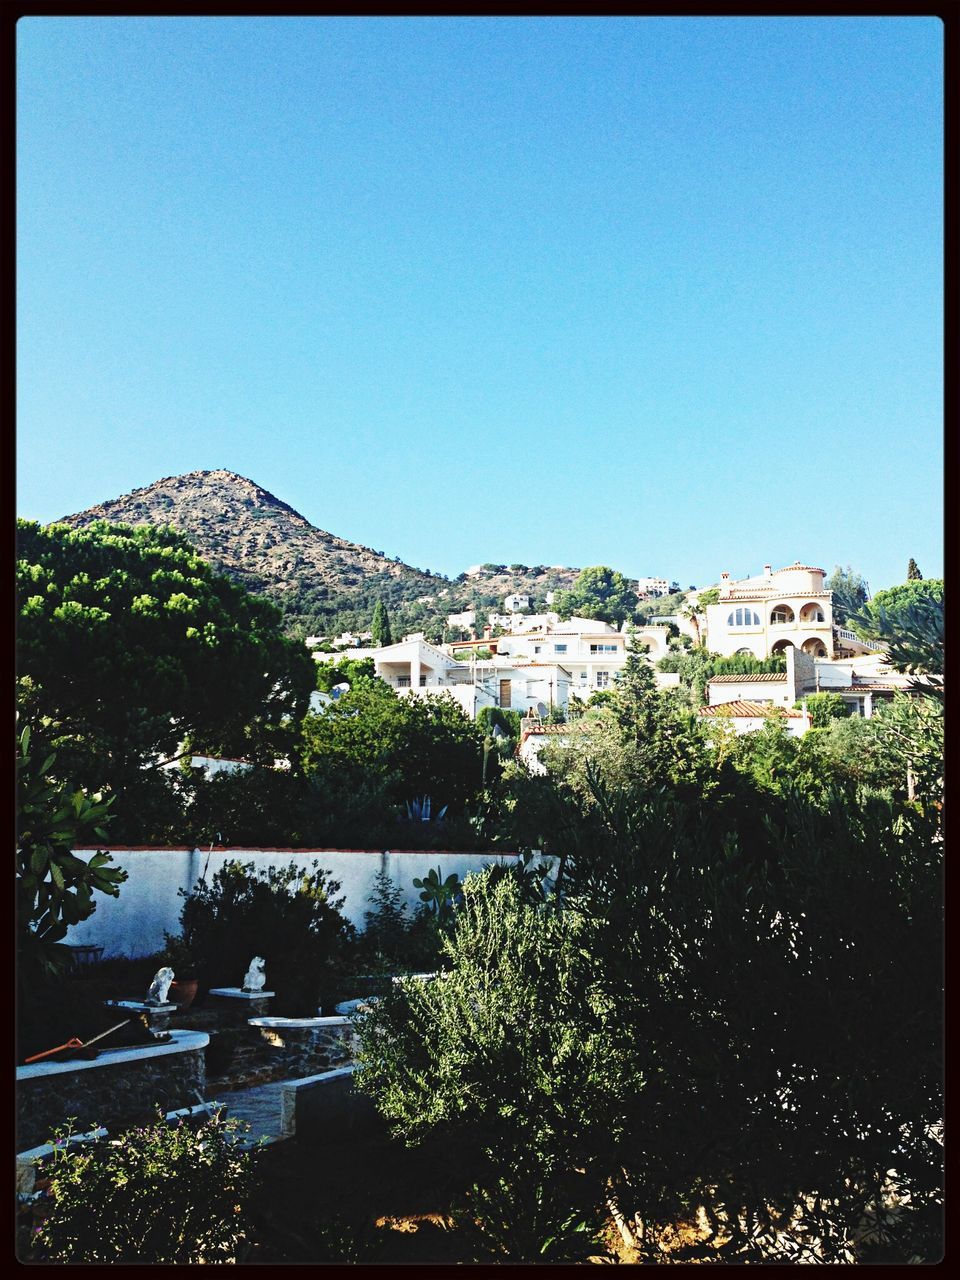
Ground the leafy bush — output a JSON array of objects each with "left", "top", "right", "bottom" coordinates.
[
  {"left": 800, "top": 691, "right": 850, "bottom": 727},
  {"left": 16, "top": 724, "right": 124, "bottom": 980},
  {"left": 357, "top": 773, "right": 943, "bottom": 1262},
  {"left": 179, "top": 860, "right": 355, "bottom": 1014},
  {"left": 29, "top": 1111, "right": 259, "bottom": 1263}
]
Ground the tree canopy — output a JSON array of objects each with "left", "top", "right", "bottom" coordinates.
[
  {"left": 301, "top": 679, "right": 485, "bottom": 813},
  {"left": 371, "top": 599, "right": 393, "bottom": 647},
  {"left": 552, "top": 566, "right": 638, "bottom": 626},
  {"left": 824, "top": 565, "right": 870, "bottom": 625},
  {"left": 17, "top": 519, "right": 316, "bottom": 806}
]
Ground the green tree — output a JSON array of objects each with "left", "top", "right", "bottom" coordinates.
[
  {"left": 907, "top": 558, "right": 923, "bottom": 580},
  {"left": 178, "top": 859, "right": 354, "bottom": 1014},
  {"left": 853, "top": 578, "right": 943, "bottom": 638},
  {"left": 355, "top": 873, "right": 612, "bottom": 1261},
  {"left": 552, "top": 566, "right": 638, "bottom": 626},
  {"left": 314, "top": 656, "right": 377, "bottom": 693},
  {"left": 302, "top": 680, "right": 484, "bottom": 813},
  {"left": 371, "top": 599, "right": 393, "bottom": 647},
  {"left": 17, "top": 520, "right": 315, "bottom": 835},
  {"left": 849, "top": 587, "right": 944, "bottom": 701},
  {"left": 825, "top": 565, "right": 870, "bottom": 625},
  {"left": 357, "top": 776, "right": 943, "bottom": 1262}
]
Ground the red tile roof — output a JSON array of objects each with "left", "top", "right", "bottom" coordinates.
[
  {"left": 699, "top": 701, "right": 806, "bottom": 719},
  {"left": 708, "top": 673, "right": 787, "bottom": 683}
]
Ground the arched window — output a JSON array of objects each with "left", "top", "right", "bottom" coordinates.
[
  {"left": 727, "top": 607, "right": 761, "bottom": 627},
  {"left": 770, "top": 604, "right": 795, "bottom": 625}
]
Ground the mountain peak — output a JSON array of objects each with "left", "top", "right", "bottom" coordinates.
[{"left": 57, "top": 470, "right": 437, "bottom": 615}]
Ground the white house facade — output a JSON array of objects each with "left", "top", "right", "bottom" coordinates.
[{"left": 705, "top": 562, "right": 837, "bottom": 659}]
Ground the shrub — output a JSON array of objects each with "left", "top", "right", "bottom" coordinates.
[
  {"left": 800, "top": 691, "right": 850, "bottom": 728},
  {"left": 29, "top": 1111, "right": 259, "bottom": 1263},
  {"left": 179, "top": 860, "right": 355, "bottom": 1014}
]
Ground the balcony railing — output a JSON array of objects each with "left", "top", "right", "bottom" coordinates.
[{"left": 835, "top": 628, "right": 884, "bottom": 651}]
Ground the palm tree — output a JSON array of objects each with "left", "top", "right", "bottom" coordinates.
[{"left": 680, "top": 601, "right": 702, "bottom": 647}]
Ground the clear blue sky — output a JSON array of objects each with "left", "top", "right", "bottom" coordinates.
[{"left": 17, "top": 16, "right": 943, "bottom": 594}]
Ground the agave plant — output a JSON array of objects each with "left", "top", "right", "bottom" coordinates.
[{"left": 404, "top": 795, "right": 448, "bottom": 823}]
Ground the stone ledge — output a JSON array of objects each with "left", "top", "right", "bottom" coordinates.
[{"left": 18, "top": 1030, "right": 209, "bottom": 1080}]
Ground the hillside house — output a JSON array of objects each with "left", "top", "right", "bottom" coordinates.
[
  {"left": 368, "top": 637, "right": 574, "bottom": 717},
  {"left": 706, "top": 646, "right": 914, "bottom": 719},
  {"left": 704, "top": 562, "right": 836, "bottom": 658},
  {"left": 698, "top": 702, "right": 812, "bottom": 738}
]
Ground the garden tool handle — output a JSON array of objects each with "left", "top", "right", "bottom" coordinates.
[{"left": 23, "top": 1037, "right": 84, "bottom": 1064}]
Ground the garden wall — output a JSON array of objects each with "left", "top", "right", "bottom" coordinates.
[
  {"left": 63, "top": 847, "right": 524, "bottom": 958},
  {"left": 16, "top": 1031, "right": 208, "bottom": 1152}
]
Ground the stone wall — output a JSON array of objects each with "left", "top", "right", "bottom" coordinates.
[
  {"left": 248, "top": 1017, "right": 357, "bottom": 1078},
  {"left": 17, "top": 1032, "right": 208, "bottom": 1153},
  {"left": 280, "top": 1066, "right": 382, "bottom": 1142}
]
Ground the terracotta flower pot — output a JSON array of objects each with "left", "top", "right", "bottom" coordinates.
[{"left": 169, "top": 979, "right": 199, "bottom": 1010}]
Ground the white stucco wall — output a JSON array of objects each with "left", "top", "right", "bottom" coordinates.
[
  {"left": 707, "top": 678, "right": 792, "bottom": 707},
  {"left": 63, "top": 847, "right": 523, "bottom": 959}
]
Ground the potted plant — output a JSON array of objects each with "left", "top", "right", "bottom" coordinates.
[{"left": 161, "top": 934, "right": 199, "bottom": 1009}]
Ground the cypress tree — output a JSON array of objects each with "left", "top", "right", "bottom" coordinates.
[
  {"left": 907, "top": 558, "right": 923, "bottom": 581},
  {"left": 371, "top": 600, "right": 393, "bottom": 647}
]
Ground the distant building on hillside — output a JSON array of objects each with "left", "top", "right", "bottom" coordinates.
[{"left": 504, "top": 593, "right": 531, "bottom": 612}]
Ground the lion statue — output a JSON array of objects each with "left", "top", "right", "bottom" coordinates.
[
  {"left": 242, "top": 956, "right": 266, "bottom": 993},
  {"left": 145, "top": 966, "right": 174, "bottom": 1006}
]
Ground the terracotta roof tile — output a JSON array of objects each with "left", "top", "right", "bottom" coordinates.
[
  {"left": 699, "top": 702, "right": 806, "bottom": 719},
  {"left": 708, "top": 673, "right": 787, "bottom": 683}
]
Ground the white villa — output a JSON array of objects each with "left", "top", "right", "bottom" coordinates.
[
  {"left": 447, "top": 615, "right": 675, "bottom": 705},
  {"left": 705, "top": 562, "right": 834, "bottom": 658}
]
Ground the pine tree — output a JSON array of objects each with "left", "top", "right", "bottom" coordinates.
[
  {"left": 907, "top": 558, "right": 923, "bottom": 581},
  {"left": 371, "top": 600, "right": 393, "bottom": 647}
]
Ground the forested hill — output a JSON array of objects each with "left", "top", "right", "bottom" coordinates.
[{"left": 56, "top": 470, "right": 581, "bottom": 638}]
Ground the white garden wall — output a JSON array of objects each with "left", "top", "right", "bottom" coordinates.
[{"left": 64, "top": 847, "right": 523, "bottom": 959}]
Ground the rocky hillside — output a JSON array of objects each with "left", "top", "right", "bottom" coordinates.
[
  {"left": 56, "top": 470, "right": 582, "bottom": 636},
  {"left": 58, "top": 470, "right": 448, "bottom": 619}
]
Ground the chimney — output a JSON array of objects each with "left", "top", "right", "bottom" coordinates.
[
  {"left": 720, "top": 572, "right": 729, "bottom": 581},
  {"left": 483, "top": 624, "right": 492, "bottom": 639},
  {"left": 763, "top": 564, "right": 772, "bottom": 577}
]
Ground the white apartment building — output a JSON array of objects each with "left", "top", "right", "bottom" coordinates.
[
  {"left": 636, "top": 576, "right": 671, "bottom": 598},
  {"left": 447, "top": 616, "right": 673, "bottom": 703}
]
